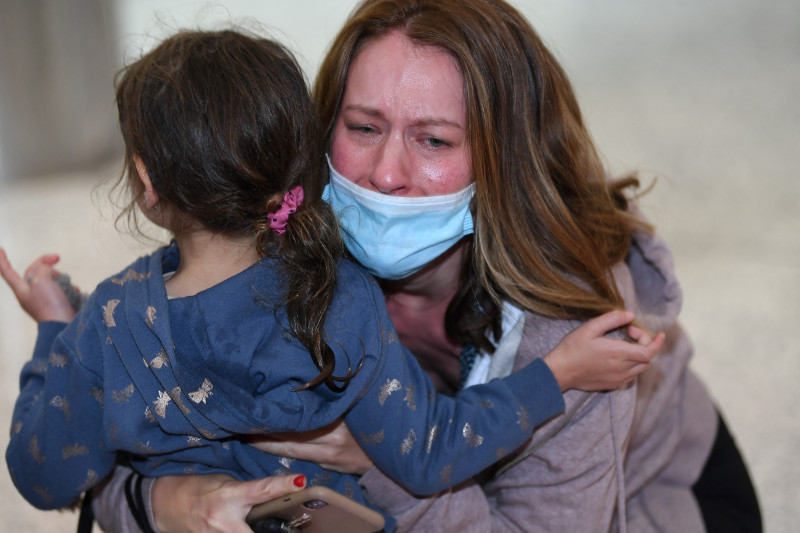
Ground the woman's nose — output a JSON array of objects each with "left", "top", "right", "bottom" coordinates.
[{"left": 369, "top": 139, "right": 408, "bottom": 194}]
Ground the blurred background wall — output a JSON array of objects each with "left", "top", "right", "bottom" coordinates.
[
  {"left": 0, "top": 0, "right": 119, "bottom": 181},
  {"left": 0, "top": 0, "right": 359, "bottom": 183},
  {"left": 0, "top": 1, "right": 797, "bottom": 531}
]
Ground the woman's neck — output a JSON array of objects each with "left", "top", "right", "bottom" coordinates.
[
  {"left": 165, "top": 229, "right": 259, "bottom": 298},
  {"left": 379, "top": 239, "right": 470, "bottom": 393},
  {"left": 380, "top": 238, "right": 469, "bottom": 302}
]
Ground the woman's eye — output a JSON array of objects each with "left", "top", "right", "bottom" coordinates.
[
  {"left": 424, "top": 137, "right": 449, "bottom": 149},
  {"left": 348, "top": 125, "right": 376, "bottom": 135}
]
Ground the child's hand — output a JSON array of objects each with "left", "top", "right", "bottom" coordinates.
[
  {"left": 543, "top": 310, "right": 665, "bottom": 392},
  {"left": 0, "top": 247, "right": 77, "bottom": 323}
]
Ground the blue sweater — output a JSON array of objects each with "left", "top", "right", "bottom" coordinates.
[{"left": 6, "top": 244, "right": 564, "bottom": 525}]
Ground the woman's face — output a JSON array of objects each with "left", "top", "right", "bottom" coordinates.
[{"left": 330, "top": 31, "right": 472, "bottom": 197}]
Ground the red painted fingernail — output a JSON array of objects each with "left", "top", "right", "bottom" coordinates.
[{"left": 293, "top": 475, "right": 306, "bottom": 487}]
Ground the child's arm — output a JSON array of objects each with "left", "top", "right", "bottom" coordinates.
[
  {"left": 5, "top": 310, "right": 115, "bottom": 510},
  {"left": 2, "top": 249, "right": 114, "bottom": 509},
  {"left": 339, "top": 296, "right": 662, "bottom": 495},
  {"left": 343, "top": 345, "right": 560, "bottom": 495},
  {"left": 252, "top": 310, "right": 663, "bottom": 479},
  {"left": 543, "top": 310, "right": 664, "bottom": 392},
  {"left": 0, "top": 248, "right": 78, "bottom": 323}
]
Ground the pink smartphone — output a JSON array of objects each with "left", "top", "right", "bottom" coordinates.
[{"left": 246, "top": 485, "right": 385, "bottom": 533}]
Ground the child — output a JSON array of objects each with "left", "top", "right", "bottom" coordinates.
[{"left": 1, "top": 30, "right": 661, "bottom": 528}]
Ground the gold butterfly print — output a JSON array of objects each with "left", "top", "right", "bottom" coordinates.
[
  {"left": 77, "top": 470, "right": 99, "bottom": 491},
  {"left": 188, "top": 378, "right": 214, "bottom": 404},
  {"left": 49, "top": 395, "right": 71, "bottom": 420},
  {"left": 33, "top": 486, "right": 53, "bottom": 505},
  {"left": 135, "top": 441, "right": 153, "bottom": 453},
  {"left": 198, "top": 428, "right": 217, "bottom": 440},
  {"left": 425, "top": 425, "right": 439, "bottom": 453},
  {"left": 516, "top": 406, "right": 530, "bottom": 431},
  {"left": 145, "top": 306, "right": 157, "bottom": 327},
  {"left": 112, "top": 383, "right": 135, "bottom": 404},
  {"left": 170, "top": 387, "right": 190, "bottom": 415},
  {"left": 111, "top": 269, "right": 151, "bottom": 285},
  {"left": 404, "top": 384, "right": 416, "bottom": 410},
  {"left": 379, "top": 378, "right": 401, "bottom": 406},
  {"left": 29, "top": 435, "right": 45, "bottom": 464},
  {"left": 49, "top": 352, "right": 67, "bottom": 368},
  {"left": 153, "top": 390, "right": 171, "bottom": 418},
  {"left": 400, "top": 428, "right": 416, "bottom": 455},
  {"left": 359, "top": 429, "right": 385, "bottom": 445},
  {"left": 146, "top": 349, "right": 169, "bottom": 369},
  {"left": 103, "top": 299, "right": 121, "bottom": 327},
  {"left": 62, "top": 443, "right": 89, "bottom": 459},
  {"left": 440, "top": 464, "right": 453, "bottom": 486},
  {"left": 89, "top": 387, "right": 104, "bottom": 406},
  {"left": 462, "top": 423, "right": 484, "bottom": 447}
]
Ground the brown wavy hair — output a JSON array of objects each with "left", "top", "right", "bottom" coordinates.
[
  {"left": 314, "top": 0, "right": 650, "bottom": 352},
  {"left": 114, "top": 30, "right": 355, "bottom": 390}
]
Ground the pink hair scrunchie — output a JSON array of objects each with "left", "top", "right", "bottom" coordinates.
[{"left": 267, "top": 186, "right": 304, "bottom": 235}]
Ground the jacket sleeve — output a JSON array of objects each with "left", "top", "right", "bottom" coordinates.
[
  {"left": 5, "top": 302, "right": 116, "bottom": 510},
  {"left": 341, "top": 276, "right": 565, "bottom": 496},
  {"left": 360, "top": 395, "right": 636, "bottom": 532},
  {"left": 360, "top": 314, "right": 637, "bottom": 532},
  {"left": 91, "top": 465, "right": 157, "bottom": 533}
]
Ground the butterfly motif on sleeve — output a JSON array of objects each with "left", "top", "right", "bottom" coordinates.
[{"left": 188, "top": 378, "right": 214, "bottom": 404}]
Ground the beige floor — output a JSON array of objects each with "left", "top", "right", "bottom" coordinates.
[{"left": 1, "top": 1, "right": 799, "bottom": 531}]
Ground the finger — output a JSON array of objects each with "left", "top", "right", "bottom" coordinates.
[
  {"left": 237, "top": 475, "right": 306, "bottom": 508},
  {"left": 623, "top": 331, "right": 664, "bottom": 363},
  {"left": 40, "top": 254, "right": 60, "bottom": 267},
  {"left": 625, "top": 362, "right": 650, "bottom": 380},
  {"left": 30, "top": 254, "right": 61, "bottom": 271},
  {"left": 23, "top": 254, "right": 60, "bottom": 283},
  {"left": 583, "top": 309, "right": 634, "bottom": 337},
  {"left": 248, "top": 437, "right": 296, "bottom": 455},
  {"left": 0, "top": 248, "right": 27, "bottom": 294},
  {"left": 249, "top": 439, "right": 316, "bottom": 461},
  {"left": 250, "top": 440, "right": 344, "bottom": 471},
  {"left": 641, "top": 331, "right": 666, "bottom": 360},
  {"left": 627, "top": 325, "right": 653, "bottom": 345},
  {"left": 250, "top": 421, "right": 342, "bottom": 447}
]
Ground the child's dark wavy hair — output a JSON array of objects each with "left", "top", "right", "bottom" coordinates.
[{"left": 115, "top": 29, "right": 357, "bottom": 391}]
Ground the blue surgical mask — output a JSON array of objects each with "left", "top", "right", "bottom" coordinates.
[{"left": 322, "top": 157, "right": 475, "bottom": 280}]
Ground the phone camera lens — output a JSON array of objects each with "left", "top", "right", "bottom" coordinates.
[{"left": 302, "top": 499, "right": 328, "bottom": 510}]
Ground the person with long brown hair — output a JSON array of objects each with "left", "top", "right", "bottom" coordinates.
[
  {"left": 1, "top": 25, "right": 663, "bottom": 532},
  {"left": 303, "top": 1, "right": 760, "bottom": 531},
  {"left": 89, "top": 1, "right": 759, "bottom": 531}
]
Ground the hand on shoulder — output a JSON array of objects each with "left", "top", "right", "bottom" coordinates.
[{"left": 543, "top": 310, "right": 665, "bottom": 392}]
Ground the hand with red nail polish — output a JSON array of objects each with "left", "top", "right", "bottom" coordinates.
[{"left": 151, "top": 473, "right": 306, "bottom": 533}]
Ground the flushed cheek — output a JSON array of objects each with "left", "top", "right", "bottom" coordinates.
[
  {"left": 329, "top": 133, "right": 366, "bottom": 185},
  {"left": 414, "top": 157, "right": 472, "bottom": 195}
]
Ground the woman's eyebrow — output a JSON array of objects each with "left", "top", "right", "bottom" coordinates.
[
  {"left": 342, "top": 105, "right": 463, "bottom": 129},
  {"left": 341, "top": 104, "right": 382, "bottom": 117},
  {"left": 415, "top": 118, "right": 464, "bottom": 130}
]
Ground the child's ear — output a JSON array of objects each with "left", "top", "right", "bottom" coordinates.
[{"left": 133, "top": 155, "right": 160, "bottom": 208}]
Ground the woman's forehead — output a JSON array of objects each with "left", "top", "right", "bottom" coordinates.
[{"left": 343, "top": 31, "right": 465, "bottom": 124}]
